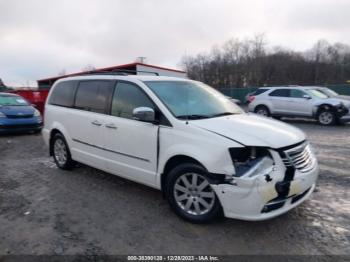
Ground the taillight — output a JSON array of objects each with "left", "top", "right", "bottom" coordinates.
[{"left": 248, "top": 96, "right": 255, "bottom": 103}]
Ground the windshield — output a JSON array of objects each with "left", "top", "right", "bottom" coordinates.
[
  {"left": 145, "top": 80, "right": 243, "bottom": 119},
  {"left": 0, "top": 95, "right": 29, "bottom": 106},
  {"left": 319, "top": 88, "right": 338, "bottom": 97},
  {"left": 307, "top": 89, "right": 328, "bottom": 99}
]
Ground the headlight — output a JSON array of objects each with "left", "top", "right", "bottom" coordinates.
[
  {"left": 34, "top": 109, "right": 41, "bottom": 117},
  {"left": 0, "top": 112, "right": 6, "bottom": 118},
  {"left": 229, "top": 147, "right": 274, "bottom": 177}
]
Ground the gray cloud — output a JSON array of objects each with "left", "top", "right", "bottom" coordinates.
[{"left": 0, "top": 0, "right": 349, "bottom": 86}]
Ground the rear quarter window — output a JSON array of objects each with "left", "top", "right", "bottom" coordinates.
[
  {"left": 253, "top": 89, "right": 269, "bottom": 96},
  {"left": 48, "top": 81, "right": 78, "bottom": 107}
]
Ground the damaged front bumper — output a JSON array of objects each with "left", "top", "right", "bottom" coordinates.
[
  {"left": 339, "top": 113, "right": 350, "bottom": 123},
  {"left": 211, "top": 142, "right": 319, "bottom": 221}
]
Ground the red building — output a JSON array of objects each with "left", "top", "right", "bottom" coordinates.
[{"left": 37, "top": 62, "right": 187, "bottom": 89}]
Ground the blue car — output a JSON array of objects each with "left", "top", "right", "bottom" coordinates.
[{"left": 0, "top": 93, "right": 43, "bottom": 134}]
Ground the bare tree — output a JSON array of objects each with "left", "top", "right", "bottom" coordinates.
[
  {"left": 81, "top": 64, "right": 96, "bottom": 72},
  {"left": 57, "top": 69, "right": 66, "bottom": 76},
  {"left": 181, "top": 36, "right": 350, "bottom": 88}
]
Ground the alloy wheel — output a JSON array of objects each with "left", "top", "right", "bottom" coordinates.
[
  {"left": 173, "top": 173, "right": 215, "bottom": 216},
  {"left": 54, "top": 139, "right": 68, "bottom": 166},
  {"left": 256, "top": 108, "right": 268, "bottom": 116},
  {"left": 319, "top": 111, "right": 334, "bottom": 125}
]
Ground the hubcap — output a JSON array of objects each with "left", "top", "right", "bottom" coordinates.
[
  {"left": 54, "top": 139, "right": 67, "bottom": 166},
  {"left": 319, "top": 111, "right": 333, "bottom": 125},
  {"left": 257, "top": 108, "right": 268, "bottom": 116},
  {"left": 173, "top": 173, "right": 215, "bottom": 216}
]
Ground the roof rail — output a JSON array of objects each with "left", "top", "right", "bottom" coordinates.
[{"left": 79, "top": 69, "right": 160, "bottom": 76}]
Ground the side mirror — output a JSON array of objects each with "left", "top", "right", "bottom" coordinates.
[
  {"left": 132, "top": 107, "right": 155, "bottom": 123},
  {"left": 303, "top": 95, "right": 311, "bottom": 100}
]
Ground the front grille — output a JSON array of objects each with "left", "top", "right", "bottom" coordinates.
[
  {"left": 281, "top": 143, "right": 316, "bottom": 173},
  {"left": 291, "top": 187, "right": 311, "bottom": 204},
  {"left": 0, "top": 123, "right": 42, "bottom": 129},
  {"left": 261, "top": 199, "right": 285, "bottom": 213},
  {"left": 6, "top": 114, "right": 34, "bottom": 119}
]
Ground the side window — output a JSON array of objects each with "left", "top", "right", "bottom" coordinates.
[
  {"left": 269, "top": 89, "right": 290, "bottom": 97},
  {"left": 111, "top": 82, "right": 154, "bottom": 120},
  {"left": 290, "top": 89, "right": 306, "bottom": 98},
  {"left": 75, "top": 81, "right": 113, "bottom": 114},
  {"left": 48, "top": 81, "right": 77, "bottom": 107}
]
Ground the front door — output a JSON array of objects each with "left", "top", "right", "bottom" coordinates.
[
  {"left": 287, "top": 89, "right": 314, "bottom": 116},
  {"left": 102, "top": 81, "right": 159, "bottom": 187}
]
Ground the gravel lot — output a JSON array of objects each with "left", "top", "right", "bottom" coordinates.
[{"left": 0, "top": 120, "right": 349, "bottom": 256}]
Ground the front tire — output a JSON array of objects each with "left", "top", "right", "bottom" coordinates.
[
  {"left": 317, "top": 109, "right": 336, "bottom": 126},
  {"left": 52, "top": 133, "right": 75, "bottom": 170},
  {"left": 165, "top": 163, "right": 222, "bottom": 223}
]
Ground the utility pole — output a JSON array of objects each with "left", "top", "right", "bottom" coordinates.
[{"left": 136, "top": 57, "right": 147, "bottom": 63}]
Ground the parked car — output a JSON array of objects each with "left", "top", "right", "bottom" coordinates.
[
  {"left": 0, "top": 93, "right": 43, "bottom": 134},
  {"left": 43, "top": 75, "right": 319, "bottom": 222},
  {"left": 248, "top": 86, "right": 350, "bottom": 125}
]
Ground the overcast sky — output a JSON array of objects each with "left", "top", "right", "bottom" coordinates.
[{"left": 1, "top": 0, "right": 349, "bottom": 87}]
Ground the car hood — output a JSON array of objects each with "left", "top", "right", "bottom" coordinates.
[
  {"left": 0, "top": 105, "right": 35, "bottom": 116},
  {"left": 336, "top": 95, "right": 350, "bottom": 102},
  {"left": 316, "top": 98, "right": 350, "bottom": 107},
  {"left": 191, "top": 113, "right": 305, "bottom": 148}
]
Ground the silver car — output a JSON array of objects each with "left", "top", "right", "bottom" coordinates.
[{"left": 248, "top": 86, "right": 350, "bottom": 125}]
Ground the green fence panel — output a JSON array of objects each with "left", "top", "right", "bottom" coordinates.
[
  {"left": 325, "top": 85, "right": 350, "bottom": 96},
  {"left": 218, "top": 87, "right": 258, "bottom": 102}
]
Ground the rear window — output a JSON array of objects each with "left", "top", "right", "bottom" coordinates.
[
  {"left": 253, "top": 89, "right": 269, "bottom": 96},
  {"left": 48, "top": 81, "right": 77, "bottom": 107},
  {"left": 74, "top": 80, "right": 113, "bottom": 114},
  {"left": 269, "top": 89, "right": 290, "bottom": 97}
]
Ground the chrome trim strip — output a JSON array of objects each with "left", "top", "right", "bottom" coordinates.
[
  {"left": 283, "top": 143, "right": 316, "bottom": 173},
  {"left": 72, "top": 138, "right": 150, "bottom": 162}
]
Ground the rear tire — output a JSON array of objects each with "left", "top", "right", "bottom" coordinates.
[
  {"left": 255, "top": 105, "right": 270, "bottom": 117},
  {"left": 165, "top": 163, "right": 222, "bottom": 223},
  {"left": 317, "top": 109, "right": 336, "bottom": 126},
  {"left": 52, "top": 133, "right": 75, "bottom": 170}
]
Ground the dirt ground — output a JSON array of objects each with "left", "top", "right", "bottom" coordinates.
[{"left": 0, "top": 120, "right": 349, "bottom": 256}]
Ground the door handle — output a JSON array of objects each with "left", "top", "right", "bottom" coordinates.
[
  {"left": 91, "top": 120, "right": 102, "bottom": 126},
  {"left": 105, "top": 123, "right": 117, "bottom": 129}
]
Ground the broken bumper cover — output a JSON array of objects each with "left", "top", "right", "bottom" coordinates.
[{"left": 211, "top": 149, "right": 319, "bottom": 221}]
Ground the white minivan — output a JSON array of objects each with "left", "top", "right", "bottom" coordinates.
[{"left": 43, "top": 74, "right": 319, "bottom": 222}]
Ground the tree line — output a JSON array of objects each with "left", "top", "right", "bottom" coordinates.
[
  {"left": 0, "top": 78, "right": 9, "bottom": 91},
  {"left": 181, "top": 35, "right": 350, "bottom": 88}
]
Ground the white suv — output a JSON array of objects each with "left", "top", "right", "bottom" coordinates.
[
  {"left": 43, "top": 74, "right": 319, "bottom": 222},
  {"left": 248, "top": 86, "right": 350, "bottom": 125}
]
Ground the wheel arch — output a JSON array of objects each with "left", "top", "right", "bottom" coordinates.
[
  {"left": 313, "top": 103, "right": 336, "bottom": 117},
  {"left": 49, "top": 125, "right": 70, "bottom": 156},
  {"left": 160, "top": 155, "right": 205, "bottom": 195}
]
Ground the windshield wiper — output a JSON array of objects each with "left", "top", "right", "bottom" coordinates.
[
  {"left": 177, "top": 114, "right": 210, "bottom": 120},
  {"left": 210, "top": 112, "right": 235, "bottom": 118}
]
